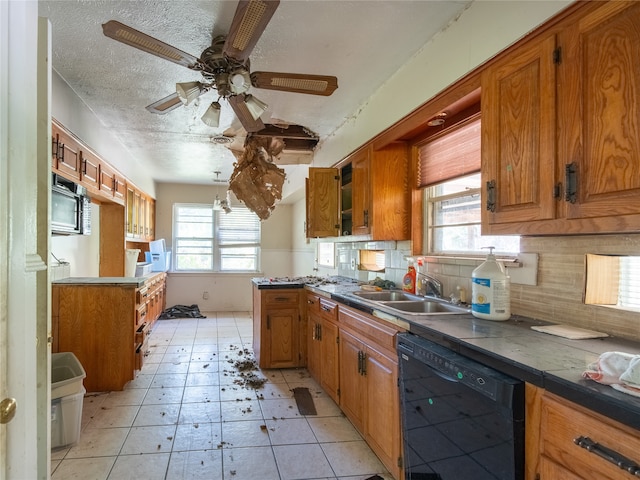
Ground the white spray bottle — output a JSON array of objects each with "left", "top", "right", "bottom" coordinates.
[{"left": 471, "top": 246, "right": 511, "bottom": 321}]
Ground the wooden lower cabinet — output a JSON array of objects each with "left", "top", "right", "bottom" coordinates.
[
  {"left": 527, "top": 384, "right": 640, "bottom": 480},
  {"left": 52, "top": 273, "right": 166, "bottom": 392},
  {"left": 306, "top": 293, "right": 340, "bottom": 403},
  {"left": 253, "top": 286, "right": 306, "bottom": 369},
  {"left": 338, "top": 305, "right": 403, "bottom": 480}
]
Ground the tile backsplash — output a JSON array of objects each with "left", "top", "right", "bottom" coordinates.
[{"left": 333, "top": 234, "right": 640, "bottom": 342}]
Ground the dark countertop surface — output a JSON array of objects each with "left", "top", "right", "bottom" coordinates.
[
  {"left": 52, "top": 272, "right": 165, "bottom": 287},
  {"left": 254, "top": 276, "right": 640, "bottom": 430}
]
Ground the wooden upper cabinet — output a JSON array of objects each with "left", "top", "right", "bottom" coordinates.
[
  {"left": 351, "top": 147, "right": 371, "bottom": 236},
  {"left": 79, "top": 149, "right": 100, "bottom": 192},
  {"left": 306, "top": 141, "right": 409, "bottom": 240},
  {"left": 481, "top": 33, "right": 558, "bottom": 228},
  {"left": 482, "top": 1, "right": 640, "bottom": 235},
  {"left": 306, "top": 168, "right": 340, "bottom": 237},
  {"left": 559, "top": 1, "right": 640, "bottom": 221},
  {"left": 52, "top": 122, "right": 82, "bottom": 181}
]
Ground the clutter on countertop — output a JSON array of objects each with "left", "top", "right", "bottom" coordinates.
[
  {"left": 368, "top": 277, "right": 396, "bottom": 290},
  {"left": 583, "top": 351, "right": 640, "bottom": 397}
]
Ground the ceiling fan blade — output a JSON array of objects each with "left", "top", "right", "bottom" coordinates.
[
  {"left": 102, "top": 20, "right": 201, "bottom": 69},
  {"left": 228, "top": 95, "right": 266, "bottom": 133},
  {"left": 145, "top": 93, "right": 183, "bottom": 114},
  {"left": 251, "top": 72, "right": 338, "bottom": 96},
  {"left": 223, "top": 0, "right": 280, "bottom": 63}
]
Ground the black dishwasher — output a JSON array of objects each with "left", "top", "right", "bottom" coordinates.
[{"left": 397, "top": 332, "right": 524, "bottom": 480}]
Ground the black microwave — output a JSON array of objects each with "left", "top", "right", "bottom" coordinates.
[{"left": 51, "top": 174, "right": 92, "bottom": 235}]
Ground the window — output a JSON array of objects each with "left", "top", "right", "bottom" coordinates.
[
  {"left": 425, "top": 173, "right": 520, "bottom": 254},
  {"left": 585, "top": 254, "right": 640, "bottom": 312},
  {"left": 173, "top": 203, "right": 260, "bottom": 272}
]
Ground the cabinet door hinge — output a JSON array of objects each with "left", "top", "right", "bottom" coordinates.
[
  {"left": 553, "top": 183, "right": 562, "bottom": 199},
  {"left": 397, "top": 456, "right": 403, "bottom": 468},
  {"left": 334, "top": 175, "right": 340, "bottom": 181},
  {"left": 553, "top": 46, "right": 562, "bottom": 64}
]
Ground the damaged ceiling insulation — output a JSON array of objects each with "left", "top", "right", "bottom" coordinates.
[{"left": 229, "top": 135, "right": 287, "bottom": 220}]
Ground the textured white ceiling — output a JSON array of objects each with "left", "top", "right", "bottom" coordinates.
[{"left": 39, "top": 0, "right": 470, "bottom": 185}]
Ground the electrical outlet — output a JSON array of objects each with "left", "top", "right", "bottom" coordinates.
[{"left": 203, "top": 291, "right": 209, "bottom": 300}]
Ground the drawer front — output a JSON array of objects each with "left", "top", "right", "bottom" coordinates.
[
  {"left": 338, "top": 306, "right": 398, "bottom": 353},
  {"left": 264, "top": 290, "right": 299, "bottom": 306},
  {"left": 135, "top": 322, "right": 150, "bottom": 345},
  {"left": 319, "top": 297, "right": 338, "bottom": 321},
  {"left": 136, "top": 286, "right": 149, "bottom": 305},
  {"left": 540, "top": 392, "right": 640, "bottom": 479},
  {"left": 135, "top": 303, "right": 147, "bottom": 328},
  {"left": 306, "top": 293, "right": 320, "bottom": 314}
]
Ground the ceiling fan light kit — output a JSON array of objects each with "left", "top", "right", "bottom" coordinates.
[
  {"left": 176, "top": 81, "right": 204, "bottom": 105},
  {"left": 102, "top": 0, "right": 339, "bottom": 219},
  {"left": 243, "top": 94, "right": 268, "bottom": 121},
  {"left": 201, "top": 101, "right": 222, "bottom": 127}
]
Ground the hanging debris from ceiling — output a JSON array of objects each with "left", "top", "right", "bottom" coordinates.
[{"left": 228, "top": 135, "right": 286, "bottom": 220}]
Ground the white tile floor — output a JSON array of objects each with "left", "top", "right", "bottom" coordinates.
[{"left": 51, "top": 312, "right": 393, "bottom": 480}]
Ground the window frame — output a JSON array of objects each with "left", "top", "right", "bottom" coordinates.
[
  {"left": 423, "top": 173, "right": 520, "bottom": 256},
  {"left": 172, "top": 202, "right": 261, "bottom": 273}
]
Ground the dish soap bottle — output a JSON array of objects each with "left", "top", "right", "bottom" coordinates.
[
  {"left": 402, "top": 266, "right": 416, "bottom": 294},
  {"left": 471, "top": 247, "right": 510, "bottom": 321}
]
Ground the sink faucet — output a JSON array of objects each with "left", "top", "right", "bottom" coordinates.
[{"left": 417, "top": 273, "right": 443, "bottom": 298}]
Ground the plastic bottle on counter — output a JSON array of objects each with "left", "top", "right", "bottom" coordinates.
[
  {"left": 402, "top": 266, "right": 417, "bottom": 294},
  {"left": 471, "top": 246, "right": 511, "bottom": 321}
]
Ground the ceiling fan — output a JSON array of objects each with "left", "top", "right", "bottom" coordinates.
[{"left": 102, "top": 0, "right": 338, "bottom": 133}]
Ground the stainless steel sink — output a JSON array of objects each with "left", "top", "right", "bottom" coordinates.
[
  {"left": 352, "top": 290, "right": 422, "bottom": 301},
  {"left": 378, "top": 300, "right": 470, "bottom": 315},
  {"left": 350, "top": 290, "right": 470, "bottom": 315}
]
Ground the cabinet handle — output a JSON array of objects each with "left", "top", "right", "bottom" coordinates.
[
  {"left": 486, "top": 180, "right": 496, "bottom": 212},
  {"left": 317, "top": 323, "right": 322, "bottom": 341},
  {"left": 574, "top": 436, "right": 640, "bottom": 476},
  {"left": 82, "top": 158, "right": 87, "bottom": 174},
  {"left": 52, "top": 136, "right": 59, "bottom": 158},
  {"left": 274, "top": 297, "right": 289, "bottom": 302},
  {"left": 321, "top": 305, "right": 332, "bottom": 312},
  {"left": 363, "top": 209, "right": 369, "bottom": 227},
  {"left": 361, "top": 351, "right": 367, "bottom": 376},
  {"left": 357, "top": 351, "right": 363, "bottom": 375},
  {"left": 58, "top": 143, "right": 65, "bottom": 163},
  {"left": 565, "top": 162, "right": 578, "bottom": 204}
]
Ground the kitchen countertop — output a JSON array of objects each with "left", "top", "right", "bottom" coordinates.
[
  {"left": 253, "top": 276, "right": 640, "bottom": 429},
  {"left": 52, "top": 275, "right": 158, "bottom": 287}
]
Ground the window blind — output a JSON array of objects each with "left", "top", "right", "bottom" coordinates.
[{"left": 417, "top": 114, "right": 481, "bottom": 188}]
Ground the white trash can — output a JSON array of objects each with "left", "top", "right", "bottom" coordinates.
[{"left": 51, "top": 352, "right": 86, "bottom": 449}]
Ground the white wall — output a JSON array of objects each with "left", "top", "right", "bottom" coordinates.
[
  {"left": 155, "top": 182, "right": 297, "bottom": 311},
  {"left": 50, "top": 203, "right": 100, "bottom": 277}
]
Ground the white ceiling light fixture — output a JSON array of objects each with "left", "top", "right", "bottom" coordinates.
[
  {"left": 243, "top": 94, "right": 268, "bottom": 121},
  {"left": 176, "top": 81, "right": 204, "bottom": 105},
  {"left": 201, "top": 101, "right": 222, "bottom": 127}
]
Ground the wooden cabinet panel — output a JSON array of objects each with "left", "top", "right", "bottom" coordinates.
[
  {"left": 52, "top": 124, "right": 82, "bottom": 181},
  {"left": 339, "top": 328, "right": 366, "bottom": 432},
  {"left": 79, "top": 149, "right": 100, "bottom": 192},
  {"left": 338, "top": 305, "right": 403, "bottom": 479},
  {"left": 481, "top": 33, "right": 557, "bottom": 227},
  {"left": 53, "top": 273, "right": 166, "bottom": 392},
  {"left": 351, "top": 148, "right": 371, "bottom": 236},
  {"left": 306, "top": 168, "right": 340, "bottom": 237},
  {"left": 560, "top": 1, "right": 640, "bottom": 221},
  {"left": 306, "top": 294, "right": 340, "bottom": 403},
  {"left": 253, "top": 286, "right": 305, "bottom": 369},
  {"left": 527, "top": 385, "right": 640, "bottom": 480},
  {"left": 364, "top": 344, "right": 401, "bottom": 478},
  {"left": 99, "top": 162, "right": 116, "bottom": 196}
]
